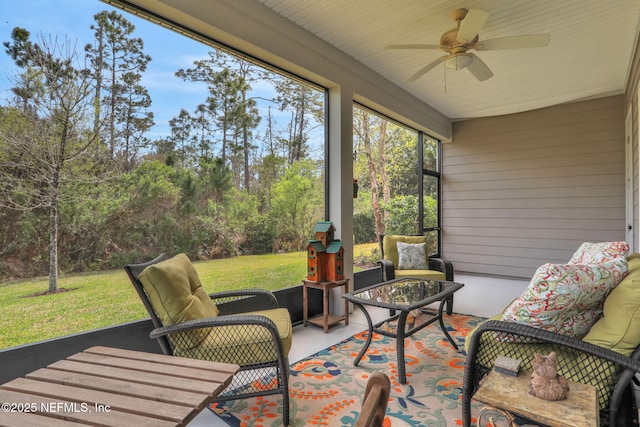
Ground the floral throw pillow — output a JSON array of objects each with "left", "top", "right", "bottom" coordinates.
[
  {"left": 569, "top": 241, "right": 629, "bottom": 264},
  {"left": 501, "top": 259, "right": 628, "bottom": 338},
  {"left": 397, "top": 241, "right": 429, "bottom": 270}
]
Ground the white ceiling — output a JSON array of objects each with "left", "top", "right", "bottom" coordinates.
[{"left": 255, "top": 0, "right": 640, "bottom": 120}]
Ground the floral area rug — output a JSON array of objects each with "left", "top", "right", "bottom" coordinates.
[{"left": 211, "top": 312, "right": 485, "bottom": 427}]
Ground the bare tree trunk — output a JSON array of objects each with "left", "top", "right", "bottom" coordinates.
[
  {"left": 49, "top": 175, "right": 59, "bottom": 293},
  {"left": 243, "top": 125, "right": 250, "bottom": 189},
  {"left": 93, "top": 27, "right": 103, "bottom": 159},
  {"left": 109, "top": 57, "right": 117, "bottom": 158},
  {"left": 377, "top": 121, "right": 390, "bottom": 225},
  {"left": 294, "top": 98, "right": 306, "bottom": 161},
  {"left": 362, "top": 112, "right": 384, "bottom": 239},
  {"left": 221, "top": 121, "right": 228, "bottom": 166}
]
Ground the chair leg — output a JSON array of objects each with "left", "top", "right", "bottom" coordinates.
[
  {"left": 280, "top": 358, "right": 290, "bottom": 426},
  {"left": 446, "top": 295, "right": 454, "bottom": 315}
]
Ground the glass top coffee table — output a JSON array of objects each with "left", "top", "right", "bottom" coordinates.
[{"left": 343, "top": 277, "right": 464, "bottom": 384}]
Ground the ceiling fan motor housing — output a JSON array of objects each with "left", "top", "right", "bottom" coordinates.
[
  {"left": 385, "top": 8, "right": 550, "bottom": 82},
  {"left": 440, "top": 28, "right": 478, "bottom": 52}
]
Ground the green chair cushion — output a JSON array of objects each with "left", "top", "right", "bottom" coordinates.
[
  {"left": 393, "top": 269, "right": 446, "bottom": 281},
  {"left": 249, "top": 307, "right": 293, "bottom": 358},
  {"left": 383, "top": 235, "right": 429, "bottom": 269},
  {"left": 464, "top": 313, "right": 502, "bottom": 354},
  {"left": 175, "top": 307, "right": 293, "bottom": 365},
  {"left": 583, "top": 253, "right": 640, "bottom": 356},
  {"left": 139, "top": 253, "right": 219, "bottom": 348}
]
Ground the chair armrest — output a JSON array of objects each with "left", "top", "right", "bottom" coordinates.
[
  {"left": 377, "top": 259, "right": 396, "bottom": 281},
  {"left": 208, "top": 289, "right": 279, "bottom": 315},
  {"left": 149, "top": 313, "right": 287, "bottom": 366},
  {"left": 462, "top": 320, "right": 640, "bottom": 427},
  {"left": 429, "top": 257, "right": 454, "bottom": 281},
  {"left": 464, "top": 319, "right": 640, "bottom": 375},
  {"left": 149, "top": 313, "right": 280, "bottom": 339}
]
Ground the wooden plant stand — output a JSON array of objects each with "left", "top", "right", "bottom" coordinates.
[{"left": 302, "top": 279, "right": 349, "bottom": 333}]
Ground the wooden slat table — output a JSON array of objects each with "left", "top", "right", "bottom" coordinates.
[{"left": 0, "top": 346, "right": 239, "bottom": 427}]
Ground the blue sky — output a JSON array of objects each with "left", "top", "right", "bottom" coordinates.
[{"left": 0, "top": 0, "right": 316, "bottom": 147}]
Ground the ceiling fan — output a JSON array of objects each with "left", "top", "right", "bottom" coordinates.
[{"left": 386, "top": 8, "right": 550, "bottom": 82}]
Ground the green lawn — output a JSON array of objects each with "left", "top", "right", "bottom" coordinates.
[
  {"left": 0, "top": 245, "right": 378, "bottom": 350},
  {"left": 0, "top": 252, "right": 308, "bottom": 350}
]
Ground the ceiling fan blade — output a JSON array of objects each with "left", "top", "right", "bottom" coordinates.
[
  {"left": 407, "top": 56, "right": 447, "bottom": 82},
  {"left": 467, "top": 53, "right": 493, "bottom": 81},
  {"left": 457, "top": 9, "right": 489, "bottom": 42},
  {"left": 475, "top": 34, "right": 551, "bottom": 50},
  {"left": 385, "top": 44, "right": 442, "bottom": 50}
]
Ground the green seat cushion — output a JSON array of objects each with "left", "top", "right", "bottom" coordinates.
[
  {"left": 583, "top": 253, "right": 640, "bottom": 356},
  {"left": 139, "top": 253, "right": 219, "bottom": 348},
  {"left": 249, "top": 307, "right": 293, "bottom": 358},
  {"left": 394, "top": 269, "right": 446, "bottom": 281},
  {"left": 464, "top": 313, "right": 502, "bottom": 354},
  {"left": 383, "top": 235, "right": 429, "bottom": 269},
  {"left": 175, "top": 307, "right": 293, "bottom": 365}
]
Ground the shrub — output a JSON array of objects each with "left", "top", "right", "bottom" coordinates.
[
  {"left": 353, "top": 210, "right": 376, "bottom": 244},
  {"left": 243, "top": 214, "right": 277, "bottom": 254}
]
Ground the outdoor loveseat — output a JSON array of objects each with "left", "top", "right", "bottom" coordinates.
[{"left": 462, "top": 245, "right": 640, "bottom": 427}]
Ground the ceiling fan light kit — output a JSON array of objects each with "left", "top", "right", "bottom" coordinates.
[
  {"left": 445, "top": 53, "right": 473, "bottom": 70},
  {"left": 386, "top": 8, "right": 551, "bottom": 82}
]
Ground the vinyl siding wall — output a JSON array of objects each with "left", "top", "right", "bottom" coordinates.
[
  {"left": 442, "top": 95, "right": 625, "bottom": 279},
  {"left": 625, "top": 29, "right": 640, "bottom": 252}
]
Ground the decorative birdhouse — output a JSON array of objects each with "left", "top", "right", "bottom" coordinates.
[
  {"left": 306, "top": 240, "right": 326, "bottom": 281},
  {"left": 325, "top": 240, "right": 345, "bottom": 281},
  {"left": 307, "top": 221, "right": 344, "bottom": 282},
  {"left": 314, "top": 221, "right": 335, "bottom": 248}
]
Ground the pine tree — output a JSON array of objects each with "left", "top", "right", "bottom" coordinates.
[
  {"left": 0, "top": 31, "right": 104, "bottom": 292},
  {"left": 85, "top": 10, "right": 152, "bottom": 170}
]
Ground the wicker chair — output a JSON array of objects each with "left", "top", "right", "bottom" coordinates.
[
  {"left": 378, "top": 234, "right": 455, "bottom": 314},
  {"left": 125, "top": 253, "right": 292, "bottom": 426},
  {"left": 462, "top": 320, "right": 640, "bottom": 427}
]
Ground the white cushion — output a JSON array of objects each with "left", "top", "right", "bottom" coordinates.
[{"left": 396, "top": 241, "right": 428, "bottom": 270}]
